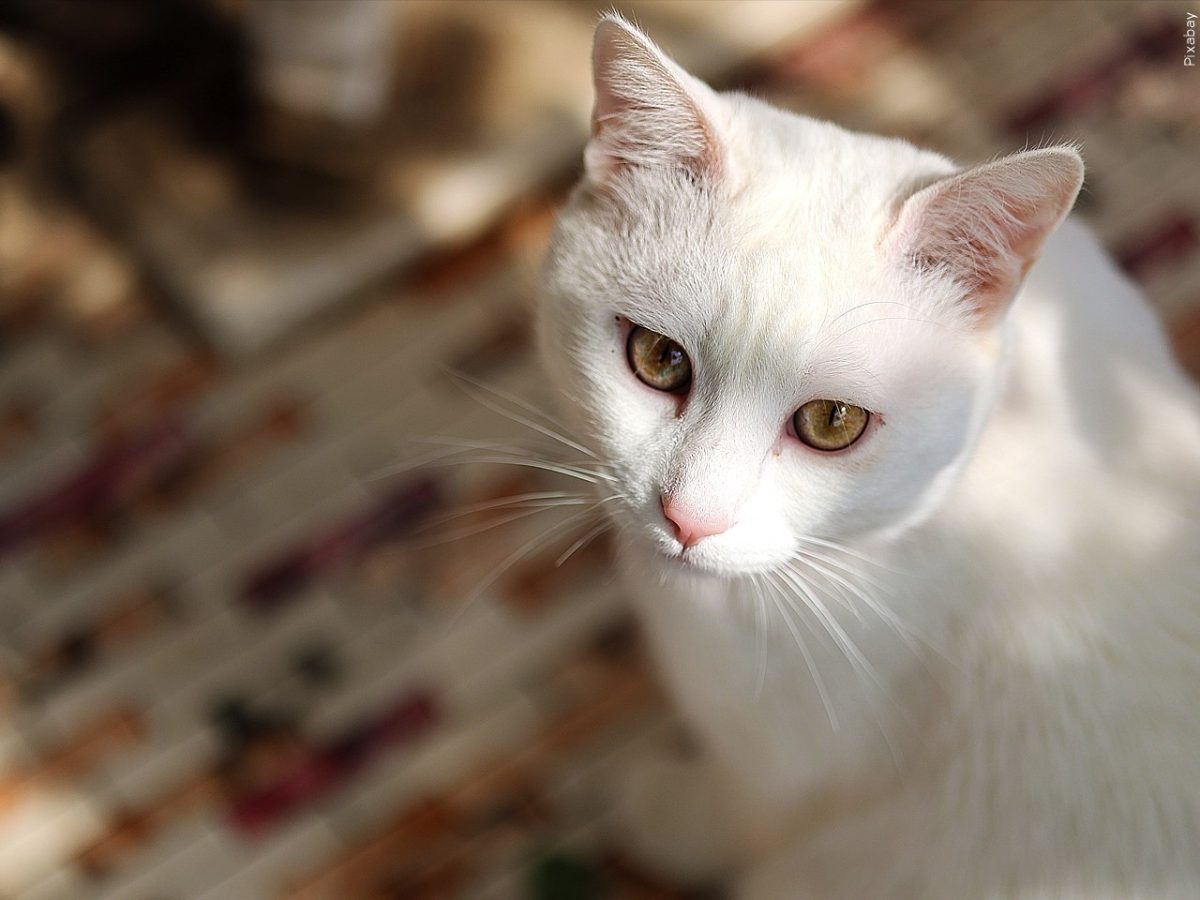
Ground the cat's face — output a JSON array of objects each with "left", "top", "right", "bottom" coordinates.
[{"left": 539, "top": 17, "right": 1082, "bottom": 578}]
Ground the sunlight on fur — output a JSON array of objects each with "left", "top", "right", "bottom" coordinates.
[{"left": 527, "top": 13, "right": 1200, "bottom": 900}]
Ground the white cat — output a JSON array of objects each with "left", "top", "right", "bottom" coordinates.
[{"left": 538, "top": 15, "right": 1200, "bottom": 900}]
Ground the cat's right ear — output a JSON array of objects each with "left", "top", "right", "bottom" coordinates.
[
  {"left": 886, "top": 147, "right": 1084, "bottom": 328},
  {"left": 586, "top": 15, "right": 724, "bottom": 186}
]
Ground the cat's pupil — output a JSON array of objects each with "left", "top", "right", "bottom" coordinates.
[
  {"left": 793, "top": 399, "right": 869, "bottom": 451},
  {"left": 627, "top": 325, "right": 692, "bottom": 392}
]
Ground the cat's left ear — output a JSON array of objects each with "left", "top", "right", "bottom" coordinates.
[
  {"left": 586, "top": 15, "right": 724, "bottom": 185},
  {"left": 888, "top": 147, "right": 1084, "bottom": 327}
]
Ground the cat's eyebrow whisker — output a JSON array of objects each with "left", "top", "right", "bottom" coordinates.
[
  {"left": 824, "top": 299, "right": 930, "bottom": 329},
  {"left": 762, "top": 569, "right": 838, "bottom": 731},
  {"left": 443, "top": 367, "right": 601, "bottom": 460},
  {"left": 827, "top": 315, "right": 965, "bottom": 347}
]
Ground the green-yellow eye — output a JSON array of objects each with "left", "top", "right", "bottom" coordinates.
[
  {"left": 793, "top": 399, "right": 870, "bottom": 451},
  {"left": 627, "top": 325, "right": 692, "bottom": 393}
]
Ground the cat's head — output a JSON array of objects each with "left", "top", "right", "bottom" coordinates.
[{"left": 539, "top": 16, "right": 1082, "bottom": 577}]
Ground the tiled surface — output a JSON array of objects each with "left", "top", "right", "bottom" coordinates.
[{"left": 0, "top": 2, "right": 1197, "bottom": 898}]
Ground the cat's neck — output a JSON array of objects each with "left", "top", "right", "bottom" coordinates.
[{"left": 918, "top": 217, "right": 1200, "bottom": 595}]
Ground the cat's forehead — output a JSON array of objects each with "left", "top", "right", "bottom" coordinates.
[
  {"left": 606, "top": 190, "right": 959, "bottom": 405},
  {"left": 616, "top": 177, "right": 898, "bottom": 347},
  {"left": 619, "top": 122, "right": 944, "bottom": 313}
]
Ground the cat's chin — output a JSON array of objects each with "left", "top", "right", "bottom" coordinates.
[
  {"left": 618, "top": 524, "right": 784, "bottom": 579},
  {"left": 664, "top": 551, "right": 725, "bottom": 577},
  {"left": 657, "top": 544, "right": 780, "bottom": 580}
]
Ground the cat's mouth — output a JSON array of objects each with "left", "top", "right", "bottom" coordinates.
[
  {"left": 646, "top": 526, "right": 725, "bottom": 574},
  {"left": 668, "top": 546, "right": 707, "bottom": 569},
  {"left": 664, "top": 551, "right": 727, "bottom": 577},
  {"left": 624, "top": 507, "right": 780, "bottom": 577},
  {"left": 652, "top": 532, "right": 774, "bottom": 578}
]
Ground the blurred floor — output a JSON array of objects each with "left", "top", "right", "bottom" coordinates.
[{"left": 0, "top": 2, "right": 1197, "bottom": 899}]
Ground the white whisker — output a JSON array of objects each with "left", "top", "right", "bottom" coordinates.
[
  {"left": 363, "top": 442, "right": 493, "bottom": 482},
  {"left": 791, "top": 554, "right": 867, "bottom": 624},
  {"left": 824, "top": 299, "right": 930, "bottom": 329},
  {"left": 408, "top": 434, "right": 615, "bottom": 476},
  {"left": 792, "top": 548, "right": 920, "bottom": 654},
  {"left": 763, "top": 569, "right": 839, "bottom": 731},
  {"left": 748, "top": 574, "right": 769, "bottom": 701},
  {"left": 411, "top": 501, "right": 593, "bottom": 549},
  {"left": 794, "top": 534, "right": 903, "bottom": 575},
  {"left": 414, "top": 453, "right": 608, "bottom": 485},
  {"left": 446, "top": 505, "right": 604, "bottom": 631},
  {"left": 555, "top": 518, "right": 611, "bottom": 568},
  {"left": 775, "top": 565, "right": 905, "bottom": 766},
  {"left": 827, "top": 315, "right": 963, "bottom": 347},
  {"left": 777, "top": 564, "right": 887, "bottom": 697},
  {"left": 443, "top": 368, "right": 600, "bottom": 460},
  {"left": 421, "top": 490, "right": 580, "bottom": 527}
]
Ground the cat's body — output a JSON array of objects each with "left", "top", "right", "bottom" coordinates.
[
  {"left": 626, "top": 217, "right": 1200, "bottom": 899},
  {"left": 539, "top": 16, "right": 1200, "bottom": 898}
]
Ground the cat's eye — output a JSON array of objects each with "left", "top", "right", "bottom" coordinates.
[
  {"left": 627, "top": 325, "right": 692, "bottom": 393},
  {"left": 793, "top": 399, "right": 870, "bottom": 451}
]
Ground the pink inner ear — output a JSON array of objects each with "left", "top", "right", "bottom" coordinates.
[
  {"left": 894, "top": 149, "right": 1084, "bottom": 325},
  {"left": 587, "top": 17, "right": 722, "bottom": 184}
]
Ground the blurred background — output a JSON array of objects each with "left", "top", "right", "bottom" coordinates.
[{"left": 0, "top": 1, "right": 1196, "bottom": 898}]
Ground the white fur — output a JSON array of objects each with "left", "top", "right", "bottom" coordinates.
[{"left": 538, "top": 16, "right": 1200, "bottom": 899}]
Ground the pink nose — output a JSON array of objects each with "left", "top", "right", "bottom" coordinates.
[{"left": 661, "top": 496, "right": 730, "bottom": 549}]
